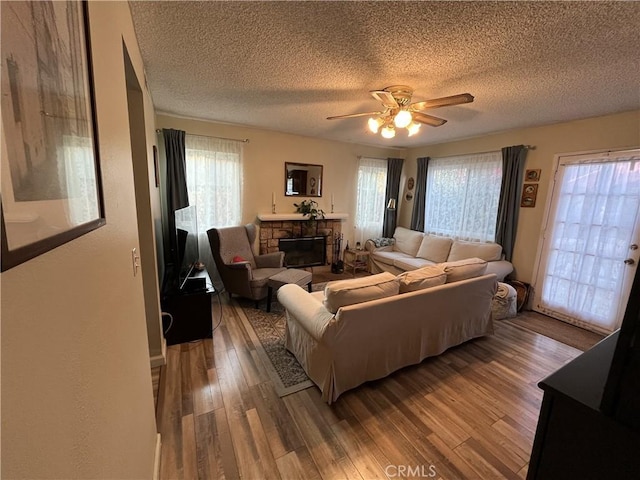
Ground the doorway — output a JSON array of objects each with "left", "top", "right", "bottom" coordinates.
[
  {"left": 124, "top": 44, "right": 164, "bottom": 363},
  {"left": 533, "top": 149, "right": 640, "bottom": 334}
]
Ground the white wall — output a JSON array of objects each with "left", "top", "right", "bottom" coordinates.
[
  {"left": 1, "top": 2, "right": 159, "bottom": 478},
  {"left": 402, "top": 110, "right": 640, "bottom": 284},
  {"left": 155, "top": 114, "right": 402, "bottom": 246}
]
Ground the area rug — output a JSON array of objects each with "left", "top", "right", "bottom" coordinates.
[
  {"left": 232, "top": 283, "right": 327, "bottom": 397},
  {"left": 503, "top": 310, "right": 604, "bottom": 351}
]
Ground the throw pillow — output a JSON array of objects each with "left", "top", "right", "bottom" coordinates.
[
  {"left": 441, "top": 257, "right": 488, "bottom": 283},
  {"left": 397, "top": 265, "right": 447, "bottom": 293},
  {"left": 232, "top": 255, "right": 247, "bottom": 263},
  {"left": 416, "top": 235, "right": 453, "bottom": 263},
  {"left": 323, "top": 272, "right": 399, "bottom": 314},
  {"left": 448, "top": 240, "right": 502, "bottom": 262},
  {"left": 371, "top": 237, "right": 395, "bottom": 248}
]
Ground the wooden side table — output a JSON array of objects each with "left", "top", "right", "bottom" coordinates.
[{"left": 344, "top": 249, "right": 370, "bottom": 276}]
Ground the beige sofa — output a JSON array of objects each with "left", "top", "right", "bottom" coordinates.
[
  {"left": 365, "top": 227, "right": 513, "bottom": 281},
  {"left": 278, "top": 264, "right": 497, "bottom": 403}
]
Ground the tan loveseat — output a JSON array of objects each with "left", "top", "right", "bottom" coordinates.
[
  {"left": 365, "top": 227, "right": 513, "bottom": 281},
  {"left": 278, "top": 262, "right": 497, "bottom": 403}
]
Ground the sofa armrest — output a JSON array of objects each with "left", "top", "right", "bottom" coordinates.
[
  {"left": 485, "top": 260, "right": 513, "bottom": 282},
  {"left": 277, "top": 284, "right": 335, "bottom": 342},
  {"left": 227, "top": 261, "right": 251, "bottom": 271},
  {"left": 365, "top": 238, "right": 395, "bottom": 253},
  {"left": 255, "top": 251, "right": 285, "bottom": 268}
]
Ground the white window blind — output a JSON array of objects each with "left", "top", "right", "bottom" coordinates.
[
  {"left": 424, "top": 151, "right": 502, "bottom": 241},
  {"left": 354, "top": 157, "right": 387, "bottom": 244}
]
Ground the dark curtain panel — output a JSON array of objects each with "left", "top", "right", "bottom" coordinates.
[
  {"left": 382, "top": 157, "right": 404, "bottom": 237},
  {"left": 496, "top": 145, "right": 528, "bottom": 262},
  {"left": 163, "top": 128, "right": 189, "bottom": 271},
  {"left": 164, "top": 129, "right": 189, "bottom": 211},
  {"left": 410, "top": 156, "right": 429, "bottom": 231}
]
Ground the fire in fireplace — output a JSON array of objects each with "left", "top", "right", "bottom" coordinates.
[{"left": 279, "top": 236, "right": 326, "bottom": 267}]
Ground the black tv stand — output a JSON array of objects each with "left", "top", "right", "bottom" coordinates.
[{"left": 161, "top": 267, "right": 218, "bottom": 345}]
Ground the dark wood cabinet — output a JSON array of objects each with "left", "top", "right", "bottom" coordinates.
[
  {"left": 161, "top": 268, "right": 217, "bottom": 345},
  {"left": 527, "top": 333, "right": 640, "bottom": 479},
  {"left": 528, "top": 264, "right": 640, "bottom": 479}
]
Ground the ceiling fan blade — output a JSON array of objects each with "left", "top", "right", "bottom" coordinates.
[
  {"left": 370, "top": 90, "right": 399, "bottom": 109},
  {"left": 413, "top": 112, "right": 448, "bottom": 127},
  {"left": 409, "top": 93, "right": 474, "bottom": 111},
  {"left": 326, "top": 111, "right": 384, "bottom": 120}
]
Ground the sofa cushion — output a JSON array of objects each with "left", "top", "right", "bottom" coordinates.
[
  {"left": 448, "top": 240, "right": 502, "bottom": 262},
  {"left": 416, "top": 235, "right": 453, "bottom": 263},
  {"left": 397, "top": 265, "right": 447, "bottom": 293},
  {"left": 323, "top": 272, "right": 399, "bottom": 314},
  {"left": 392, "top": 227, "right": 424, "bottom": 257},
  {"left": 372, "top": 250, "right": 413, "bottom": 266},
  {"left": 393, "top": 257, "right": 434, "bottom": 271},
  {"left": 441, "top": 257, "right": 488, "bottom": 283}
]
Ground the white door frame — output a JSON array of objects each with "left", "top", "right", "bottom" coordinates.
[{"left": 531, "top": 147, "right": 640, "bottom": 333}]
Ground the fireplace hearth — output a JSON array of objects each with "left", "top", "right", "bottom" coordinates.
[{"left": 279, "top": 236, "right": 326, "bottom": 267}]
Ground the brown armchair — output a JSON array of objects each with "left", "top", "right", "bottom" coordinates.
[{"left": 207, "top": 224, "right": 286, "bottom": 307}]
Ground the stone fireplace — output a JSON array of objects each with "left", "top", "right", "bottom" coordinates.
[
  {"left": 257, "top": 213, "right": 348, "bottom": 266},
  {"left": 278, "top": 236, "right": 326, "bottom": 267}
]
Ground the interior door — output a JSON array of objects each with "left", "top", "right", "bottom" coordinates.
[{"left": 533, "top": 149, "right": 640, "bottom": 334}]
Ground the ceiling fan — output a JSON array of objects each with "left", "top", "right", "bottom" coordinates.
[{"left": 327, "top": 85, "right": 474, "bottom": 139}]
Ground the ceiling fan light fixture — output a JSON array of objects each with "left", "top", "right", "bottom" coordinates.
[
  {"left": 368, "top": 117, "right": 383, "bottom": 133},
  {"left": 407, "top": 121, "right": 421, "bottom": 136},
  {"left": 394, "top": 109, "right": 412, "bottom": 129},
  {"left": 327, "top": 86, "right": 475, "bottom": 141},
  {"left": 381, "top": 125, "right": 396, "bottom": 139}
]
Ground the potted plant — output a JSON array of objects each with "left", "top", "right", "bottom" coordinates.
[{"left": 294, "top": 199, "right": 325, "bottom": 236}]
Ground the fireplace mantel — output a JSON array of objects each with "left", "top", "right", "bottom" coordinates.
[{"left": 257, "top": 213, "right": 348, "bottom": 221}]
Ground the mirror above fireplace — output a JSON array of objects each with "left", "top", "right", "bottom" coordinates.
[{"left": 285, "top": 162, "right": 323, "bottom": 197}]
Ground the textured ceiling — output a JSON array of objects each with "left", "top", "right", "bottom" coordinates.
[{"left": 129, "top": 1, "right": 640, "bottom": 148}]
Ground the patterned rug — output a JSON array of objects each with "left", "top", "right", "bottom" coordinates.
[{"left": 233, "top": 283, "right": 327, "bottom": 397}]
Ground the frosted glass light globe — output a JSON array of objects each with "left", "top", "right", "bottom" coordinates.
[
  {"left": 394, "top": 110, "right": 413, "bottom": 128},
  {"left": 381, "top": 125, "right": 396, "bottom": 139},
  {"left": 407, "top": 121, "right": 421, "bottom": 136},
  {"left": 368, "top": 117, "right": 383, "bottom": 133}
]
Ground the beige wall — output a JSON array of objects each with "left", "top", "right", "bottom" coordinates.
[
  {"left": 1, "top": 2, "right": 158, "bottom": 478},
  {"left": 157, "top": 111, "right": 640, "bottom": 285},
  {"left": 402, "top": 110, "right": 640, "bottom": 284},
  {"left": 155, "top": 114, "right": 401, "bottom": 246}
]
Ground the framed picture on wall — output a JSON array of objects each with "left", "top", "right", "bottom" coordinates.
[
  {"left": 525, "top": 169, "right": 541, "bottom": 182},
  {"left": 520, "top": 183, "right": 538, "bottom": 208},
  {"left": 1, "top": 0, "right": 105, "bottom": 271}
]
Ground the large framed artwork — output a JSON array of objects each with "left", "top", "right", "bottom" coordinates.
[{"left": 1, "top": 0, "right": 104, "bottom": 271}]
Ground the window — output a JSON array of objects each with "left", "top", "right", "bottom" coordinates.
[
  {"left": 424, "top": 151, "right": 502, "bottom": 241},
  {"left": 354, "top": 157, "right": 387, "bottom": 244},
  {"left": 62, "top": 135, "right": 99, "bottom": 225},
  {"left": 185, "top": 135, "right": 243, "bottom": 231}
]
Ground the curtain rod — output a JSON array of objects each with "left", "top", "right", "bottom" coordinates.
[
  {"left": 431, "top": 145, "right": 536, "bottom": 159},
  {"left": 357, "top": 155, "right": 393, "bottom": 161},
  {"left": 155, "top": 129, "right": 249, "bottom": 143}
]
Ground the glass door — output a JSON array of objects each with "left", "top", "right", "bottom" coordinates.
[{"left": 533, "top": 149, "right": 640, "bottom": 334}]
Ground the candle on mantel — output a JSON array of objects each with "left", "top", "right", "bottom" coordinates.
[
  {"left": 331, "top": 193, "right": 334, "bottom": 206},
  {"left": 271, "top": 192, "right": 276, "bottom": 213}
]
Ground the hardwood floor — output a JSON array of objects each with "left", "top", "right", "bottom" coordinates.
[{"left": 156, "top": 297, "right": 587, "bottom": 479}]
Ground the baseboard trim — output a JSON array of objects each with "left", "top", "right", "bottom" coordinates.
[{"left": 153, "top": 433, "right": 161, "bottom": 480}]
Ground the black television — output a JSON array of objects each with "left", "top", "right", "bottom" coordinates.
[{"left": 174, "top": 205, "right": 199, "bottom": 290}]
